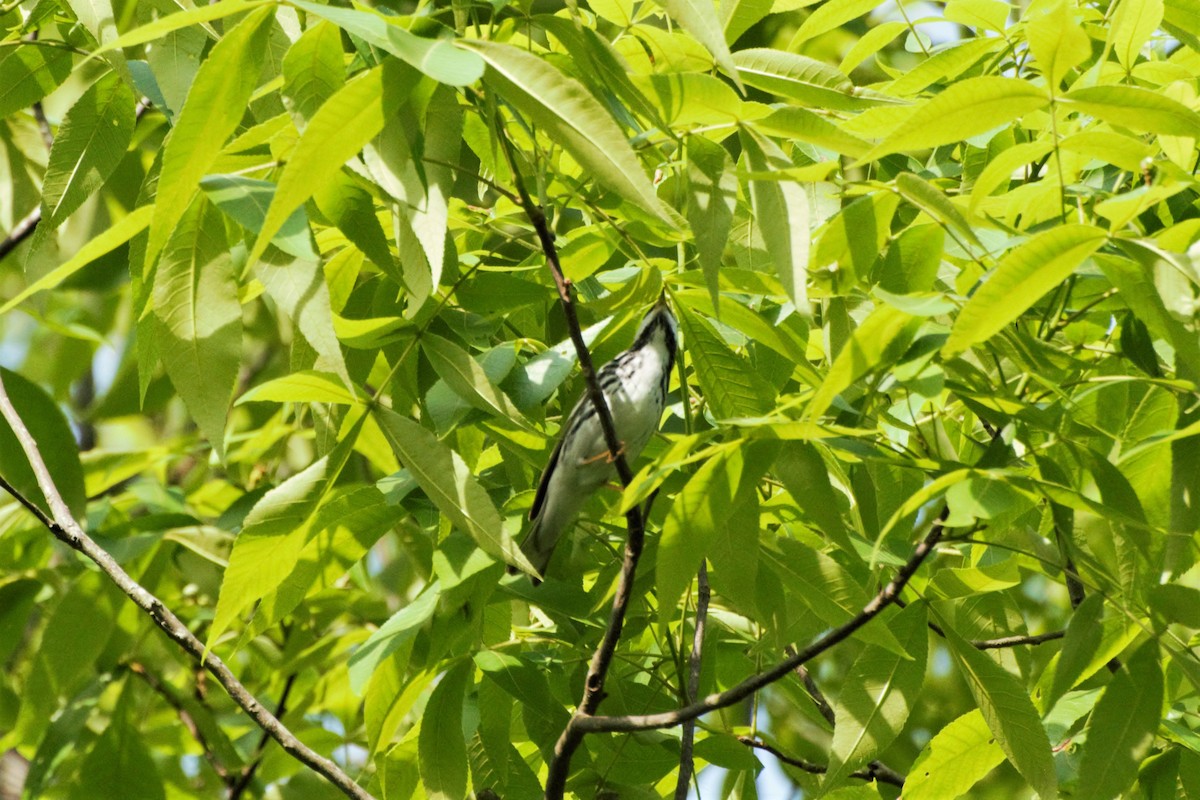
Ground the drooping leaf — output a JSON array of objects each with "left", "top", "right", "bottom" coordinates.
[
  {"left": 419, "top": 661, "right": 471, "bottom": 800},
  {"left": 904, "top": 710, "right": 1006, "bottom": 800},
  {"left": 1075, "top": 640, "right": 1164, "bottom": 800},
  {"left": 825, "top": 602, "right": 929, "bottom": 791},
  {"left": 468, "top": 40, "right": 678, "bottom": 227},
  {"left": 249, "top": 63, "right": 394, "bottom": 268},
  {"left": 676, "top": 307, "right": 776, "bottom": 419},
  {"left": 740, "top": 128, "right": 810, "bottom": 311},
  {"left": 0, "top": 369, "right": 87, "bottom": 522},
  {"left": 41, "top": 72, "right": 136, "bottom": 227},
  {"left": 152, "top": 197, "right": 241, "bottom": 461},
  {"left": 373, "top": 406, "right": 533, "bottom": 572},
  {"left": 686, "top": 135, "right": 737, "bottom": 305},
  {"left": 147, "top": 5, "right": 274, "bottom": 267},
  {"left": 291, "top": 0, "right": 484, "bottom": 86},
  {"left": 862, "top": 78, "right": 1048, "bottom": 162},
  {"left": 943, "top": 225, "right": 1106, "bottom": 358},
  {"left": 349, "top": 583, "right": 441, "bottom": 693},
  {"left": 941, "top": 621, "right": 1058, "bottom": 799}
]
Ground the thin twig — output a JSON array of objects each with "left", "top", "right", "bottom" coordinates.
[
  {"left": 674, "top": 562, "right": 710, "bottom": 800},
  {"left": 128, "top": 662, "right": 235, "bottom": 785},
  {"left": 573, "top": 507, "right": 949, "bottom": 735},
  {"left": 0, "top": 207, "right": 41, "bottom": 263},
  {"left": 786, "top": 652, "right": 903, "bottom": 785},
  {"left": 738, "top": 737, "right": 906, "bottom": 788},
  {"left": 0, "top": 372, "right": 374, "bottom": 800},
  {"left": 228, "top": 674, "right": 298, "bottom": 800},
  {"left": 493, "top": 109, "right": 650, "bottom": 799}
]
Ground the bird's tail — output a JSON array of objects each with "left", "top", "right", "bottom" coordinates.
[{"left": 508, "top": 504, "right": 565, "bottom": 586}]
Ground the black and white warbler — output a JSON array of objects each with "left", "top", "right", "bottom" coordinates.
[{"left": 518, "top": 298, "right": 678, "bottom": 582}]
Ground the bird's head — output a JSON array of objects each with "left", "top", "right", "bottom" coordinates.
[{"left": 633, "top": 297, "right": 678, "bottom": 360}]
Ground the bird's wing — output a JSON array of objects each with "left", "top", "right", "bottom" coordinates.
[{"left": 530, "top": 434, "right": 565, "bottom": 521}]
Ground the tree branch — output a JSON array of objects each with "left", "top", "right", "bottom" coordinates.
[
  {"left": 674, "top": 561, "right": 710, "bottom": 800},
  {"left": 0, "top": 372, "right": 374, "bottom": 800},
  {"left": 128, "top": 662, "right": 235, "bottom": 786},
  {"left": 737, "top": 737, "right": 906, "bottom": 788},
  {"left": 493, "top": 111, "right": 651, "bottom": 799},
  {"left": 228, "top": 673, "right": 298, "bottom": 800},
  {"left": 573, "top": 506, "right": 949, "bottom": 734},
  {"left": 786, "top": 652, "right": 904, "bottom": 786},
  {"left": 0, "top": 207, "right": 41, "bottom": 264}
]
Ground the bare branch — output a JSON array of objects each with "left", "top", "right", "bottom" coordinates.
[
  {"left": 737, "top": 737, "right": 906, "bottom": 788},
  {"left": 674, "top": 562, "right": 710, "bottom": 800},
  {"left": 229, "top": 673, "right": 298, "bottom": 800},
  {"left": 493, "top": 110, "right": 651, "bottom": 799},
  {"left": 574, "top": 507, "right": 949, "bottom": 734},
  {"left": 0, "top": 207, "right": 41, "bottom": 264},
  {"left": 0, "top": 372, "right": 374, "bottom": 800},
  {"left": 128, "top": 662, "right": 235, "bottom": 786}
]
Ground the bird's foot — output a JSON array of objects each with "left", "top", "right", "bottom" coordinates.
[{"left": 580, "top": 442, "right": 626, "bottom": 466}]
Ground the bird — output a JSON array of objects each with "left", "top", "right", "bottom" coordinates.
[{"left": 516, "top": 298, "right": 678, "bottom": 582}]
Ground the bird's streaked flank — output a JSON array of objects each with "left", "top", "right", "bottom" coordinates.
[{"left": 517, "top": 299, "right": 678, "bottom": 582}]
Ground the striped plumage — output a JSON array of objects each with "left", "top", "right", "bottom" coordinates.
[{"left": 519, "top": 300, "right": 678, "bottom": 582}]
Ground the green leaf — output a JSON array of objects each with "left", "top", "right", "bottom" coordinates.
[
  {"left": 686, "top": 136, "right": 736, "bottom": 306},
  {"left": 0, "top": 205, "right": 153, "bottom": 314},
  {"left": 152, "top": 197, "right": 241, "bottom": 461},
  {"left": 1076, "top": 640, "right": 1163, "bottom": 800},
  {"left": 732, "top": 48, "right": 871, "bottom": 110},
  {"left": 467, "top": 40, "right": 677, "bottom": 227},
  {"left": 1044, "top": 592, "right": 1105, "bottom": 712},
  {"left": 419, "top": 661, "right": 471, "bottom": 800},
  {"left": 291, "top": 0, "right": 484, "bottom": 86},
  {"left": 806, "top": 304, "right": 920, "bottom": 420},
  {"left": 0, "top": 369, "right": 87, "bottom": 521},
  {"left": 825, "top": 602, "right": 928, "bottom": 791},
  {"left": 86, "top": 2, "right": 263, "bottom": 56},
  {"left": 373, "top": 406, "right": 533, "bottom": 572},
  {"left": 941, "top": 620, "right": 1058, "bottom": 799},
  {"left": 790, "top": 0, "right": 879, "bottom": 46},
  {"left": 944, "top": 0, "right": 1010, "bottom": 32},
  {"left": 281, "top": 20, "right": 345, "bottom": 127},
  {"left": 650, "top": 0, "right": 744, "bottom": 92},
  {"left": 312, "top": 171, "right": 398, "bottom": 281},
  {"left": 752, "top": 106, "right": 871, "bottom": 158},
  {"left": 765, "top": 536, "right": 910, "bottom": 657},
  {"left": 0, "top": 44, "right": 73, "bottom": 118},
  {"left": 422, "top": 332, "right": 528, "bottom": 428},
  {"left": 968, "top": 140, "right": 1055, "bottom": 213},
  {"left": 1063, "top": 86, "right": 1200, "bottom": 138},
  {"left": 70, "top": 712, "right": 165, "bottom": 800},
  {"left": 1108, "top": 0, "right": 1164, "bottom": 69},
  {"left": 208, "top": 436, "right": 359, "bottom": 650},
  {"left": 943, "top": 225, "right": 1106, "bottom": 358},
  {"left": 740, "top": 129, "right": 810, "bottom": 310},
  {"left": 201, "top": 174, "right": 315, "bottom": 261},
  {"left": 41, "top": 72, "right": 136, "bottom": 227},
  {"left": 895, "top": 171, "right": 982, "bottom": 251},
  {"left": 862, "top": 77, "right": 1048, "bottom": 162},
  {"left": 904, "top": 710, "right": 1006, "bottom": 800},
  {"left": 254, "top": 247, "right": 350, "bottom": 388},
  {"left": 657, "top": 442, "right": 772, "bottom": 629},
  {"left": 1026, "top": 0, "right": 1091, "bottom": 88},
  {"left": 237, "top": 371, "right": 361, "bottom": 406},
  {"left": 249, "top": 64, "right": 392, "bottom": 269},
  {"left": 676, "top": 307, "right": 776, "bottom": 419},
  {"left": 147, "top": 5, "right": 274, "bottom": 268},
  {"left": 349, "top": 583, "right": 441, "bottom": 693},
  {"left": 813, "top": 191, "right": 900, "bottom": 286},
  {"left": 1148, "top": 583, "right": 1200, "bottom": 628}
]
